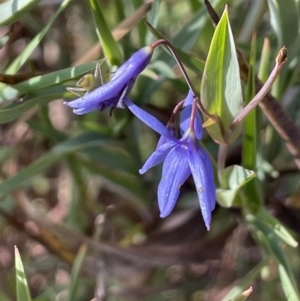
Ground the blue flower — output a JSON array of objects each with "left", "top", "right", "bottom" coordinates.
[
  {"left": 64, "top": 46, "right": 153, "bottom": 114},
  {"left": 124, "top": 93, "right": 216, "bottom": 230}
]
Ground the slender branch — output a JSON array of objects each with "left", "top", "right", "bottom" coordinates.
[
  {"left": 151, "top": 39, "right": 196, "bottom": 96},
  {"left": 228, "top": 47, "right": 287, "bottom": 135},
  {"left": 150, "top": 39, "right": 220, "bottom": 123},
  {"left": 204, "top": 0, "right": 219, "bottom": 27},
  {"left": 172, "top": 99, "right": 185, "bottom": 115},
  {"left": 189, "top": 97, "right": 198, "bottom": 131}
]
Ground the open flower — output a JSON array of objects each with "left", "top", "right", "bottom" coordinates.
[
  {"left": 64, "top": 46, "right": 153, "bottom": 114},
  {"left": 124, "top": 94, "right": 216, "bottom": 230}
]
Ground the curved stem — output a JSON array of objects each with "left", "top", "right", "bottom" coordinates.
[
  {"left": 228, "top": 47, "right": 287, "bottom": 139},
  {"left": 151, "top": 39, "right": 196, "bottom": 97},
  {"left": 189, "top": 97, "right": 198, "bottom": 131},
  {"left": 151, "top": 39, "right": 220, "bottom": 123}
]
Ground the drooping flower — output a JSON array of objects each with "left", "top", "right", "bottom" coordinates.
[
  {"left": 64, "top": 46, "right": 153, "bottom": 115},
  {"left": 124, "top": 93, "right": 216, "bottom": 230}
]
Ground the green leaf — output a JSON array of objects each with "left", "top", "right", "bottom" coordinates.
[
  {"left": 5, "top": 0, "right": 72, "bottom": 74},
  {"left": 267, "top": 0, "right": 300, "bottom": 97},
  {"left": 267, "top": 0, "right": 299, "bottom": 53},
  {"left": 241, "top": 34, "right": 263, "bottom": 208},
  {"left": 0, "top": 60, "right": 105, "bottom": 103},
  {"left": 201, "top": 7, "right": 243, "bottom": 144},
  {"left": 247, "top": 216, "right": 300, "bottom": 301},
  {"left": 80, "top": 155, "right": 146, "bottom": 201},
  {"left": 216, "top": 165, "right": 256, "bottom": 208},
  {"left": 242, "top": 33, "right": 257, "bottom": 170},
  {"left": 133, "top": 0, "right": 147, "bottom": 46},
  {"left": 15, "top": 246, "right": 32, "bottom": 301},
  {"left": 0, "top": 0, "right": 41, "bottom": 26},
  {"left": 255, "top": 209, "right": 298, "bottom": 248},
  {"left": 258, "top": 38, "right": 271, "bottom": 83},
  {"left": 88, "top": 0, "right": 122, "bottom": 66},
  {"left": 0, "top": 86, "right": 68, "bottom": 124},
  {"left": 145, "top": 0, "right": 161, "bottom": 45},
  {"left": 138, "top": 0, "right": 228, "bottom": 104},
  {"left": 0, "top": 132, "right": 112, "bottom": 198},
  {"left": 67, "top": 245, "right": 87, "bottom": 301}
]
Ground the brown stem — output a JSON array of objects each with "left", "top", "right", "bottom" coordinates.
[
  {"left": 229, "top": 47, "right": 287, "bottom": 136},
  {"left": 150, "top": 39, "right": 221, "bottom": 124}
]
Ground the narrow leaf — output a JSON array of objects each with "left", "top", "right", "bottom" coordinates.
[
  {"left": 227, "top": 287, "right": 253, "bottom": 301},
  {"left": 201, "top": 6, "right": 243, "bottom": 144},
  {"left": 145, "top": 0, "right": 161, "bottom": 45},
  {"left": 0, "top": 60, "right": 106, "bottom": 103},
  {"left": 258, "top": 38, "right": 271, "bottom": 83},
  {"left": 67, "top": 245, "right": 87, "bottom": 301},
  {"left": 15, "top": 246, "right": 32, "bottom": 301},
  {"left": 0, "top": 132, "right": 112, "bottom": 198},
  {"left": 247, "top": 215, "right": 300, "bottom": 300},
  {"left": 267, "top": 0, "right": 300, "bottom": 97},
  {"left": 242, "top": 33, "right": 257, "bottom": 169},
  {"left": 0, "top": 0, "right": 41, "bottom": 26},
  {"left": 138, "top": 0, "right": 228, "bottom": 103},
  {"left": 241, "top": 33, "right": 263, "bottom": 207},
  {"left": 6, "top": 0, "right": 72, "bottom": 74},
  {"left": 255, "top": 209, "right": 298, "bottom": 247},
  {"left": 0, "top": 86, "right": 68, "bottom": 124},
  {"left": 88, "top": 0, "right": 122, "bottom": 66}
]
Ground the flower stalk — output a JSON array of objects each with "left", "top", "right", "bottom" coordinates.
[{"left": 228, "top": 47, "right": 288, "bottom": 139}]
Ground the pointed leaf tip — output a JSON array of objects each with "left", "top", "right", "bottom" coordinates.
[
  {"left": 242, "top": 286, "right": 253, "bottom": 297},
  {"left": 201, "top": 7, "right": 243, "bottom": 144},
  {"left": 15, "top": 246, "right": 32, "bottom": 301}
]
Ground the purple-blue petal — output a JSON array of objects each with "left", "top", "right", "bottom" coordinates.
[
  {"left": 124, "top": 98, "right": 176, "bottom": 140},
  {"left": 156, "top": 134, "right": 172, "bottom": 149},
  {"left": 187, "top": 137, "right": 215, "bottom": 230},
  {"left": 63, "top": 79, "right": 120, "bottom": 113},
  {"left": 139, "top": 140, "right": 175, "bottom": 174},
  {"left": 180, "top": 90, "right": 203, "bottom": 140},
  {"left": 64, "top": 46, "right": 153, "bottom": 114},
  {"left": 111, "top": 46, "right": 153, "bottom": 81},
  {"left": 158, "top": 145, "right": 191, "bottom": 218},
  {"left": 200, "top": 149, "right": 216, "bottom": 212}
]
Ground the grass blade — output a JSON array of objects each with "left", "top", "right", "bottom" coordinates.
[
  {"left": 1, "top": 60, "right": 105, "bottom": 103},
  {"left": 67, "top": 245, "right": 88, "bottom": 301},
  {"left": 88, "top": 0, "right": 122, "bottom": 66},
  {"left": 15, "top": 246, "right": 32, "bottom": 301},
  {"left": 0, "top": 132, "right": 111, "bottom": 198},
  {"left": 6, "top": 0, "right": 72, "bottom": 74},
  {"left": 0, "top": 0, "right": 41, "bottom": 26}
]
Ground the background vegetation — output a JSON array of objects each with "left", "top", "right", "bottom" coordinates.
[{"left": 0, "top": 0, "right": 300, "bottom": 300}]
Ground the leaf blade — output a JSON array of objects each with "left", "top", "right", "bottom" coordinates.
[
  {"left": 201, "top": 6, "right": 243, "bottom": 144},
  {"left": 15, "top": 246, "right": 32, "bottom": 301},
  {"left": 88, "top": 0, "right": 122, "bottom": 66},
  {"left": 5, "top": 0, "right": 72, "bottom": 74},
  {"left": 0, "top": 0, "right": 41, "bottom": 26}
]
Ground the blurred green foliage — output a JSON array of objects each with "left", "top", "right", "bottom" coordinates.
[{"left": 0, "top": 0, "right": 300, "bottom": 300}]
